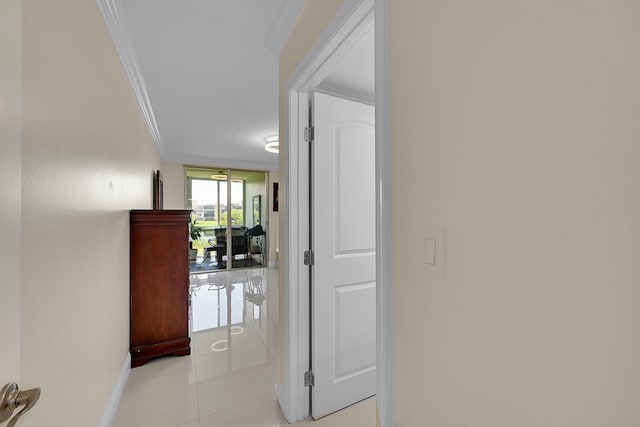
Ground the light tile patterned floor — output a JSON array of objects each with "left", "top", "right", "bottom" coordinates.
[{"left": 113, "top": 267, "right": 375, "bottom": 427}]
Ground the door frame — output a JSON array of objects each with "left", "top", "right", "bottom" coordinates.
[{"left": 281, "top": 0, "right": 393, "bottom": 425}]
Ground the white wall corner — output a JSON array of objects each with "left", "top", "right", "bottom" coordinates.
[
  {"left": 284, "top": 88, "right": 310, "bottom": 423},
  {"left": 374, "top": 1, "right": 394, "bottom": 426},
  {"left": 285, "top": 0, "right": 376, "bottom": 423},
  {"left": 95, "top": 0, "right": 164, "bottom": 157},
  {"left": 275, "top": 383, "right": 289, "bottom": 422},
  {"left": 264, "top": 0, "right": 306, "bottom": 57},
  {"left": 98, "top": 352, "right": 130, "bottom": 427}
]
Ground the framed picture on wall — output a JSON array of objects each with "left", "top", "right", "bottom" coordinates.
[
  {"left": 253, "top": 195, "right": 261, "bottom": 226},
  {"left": 153, "top": 170, "right": 163, "bottom": 210},
  {"left": 273, "top": 182, "right": 279, "bottom": 212}
]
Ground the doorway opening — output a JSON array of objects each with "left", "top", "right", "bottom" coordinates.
[
  {"left": 308, "top": 91, "right": 376, "bottom": 419},
  {"left": 280, "top": 0, "right": 393, "bottom": 424},
  {"left": 186, "top": 167, "right": 268, "bottom": 272}
]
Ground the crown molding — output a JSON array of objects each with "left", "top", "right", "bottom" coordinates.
[
  {"left": 96, "top": 0, "right": 164, "bottom": 156},
  {"left": 264, "top": 0, "right": 306, "bottom": 56}
]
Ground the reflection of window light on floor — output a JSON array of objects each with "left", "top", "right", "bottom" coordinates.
[{"left": 190, "top": 279, "right": 244, "bottom": 332}]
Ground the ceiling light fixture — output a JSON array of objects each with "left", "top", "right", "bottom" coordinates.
[
  {"left": 264, "top": 135, "right": 279, "bottom": 154},
  {"left": 210, "top": 172, "right": 243, "bottom": 183},
  {"left": 210, "top": 173, "right": 227, "bottom": 180}
]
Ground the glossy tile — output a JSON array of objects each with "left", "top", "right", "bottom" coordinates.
[
  {"left": 190, "top": 273, "right": 245, "bottom": 334},
  {"left": 113, "top": 368, "right": 199, "bottom": 427},
  {"left": 192, "top": 321, "right": 268, "bottom": 358},
  {"left": 247, "top": 306, "right": 278, "bottom": 348},
  {"left": 313, "top": 398, "right": 376, "bottom": 427},
  {"left": 113, "top": 267, "right": 369, "bottom": 426},
  {"left": 127, "top": 353, "right": 196, "bottom": 384},
  {"left": 195, "top": 346, "right": 274, "bottom": 380},
  {"left": 199, "top": 394, "right": 288, "bottom": 427},
  {"left": 196, "top": 349, "right": 278, "bottom": 417}
]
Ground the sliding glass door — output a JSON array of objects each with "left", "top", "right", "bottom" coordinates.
[{"left": 187, "top": 167, "right": 266, "bottom": 271}]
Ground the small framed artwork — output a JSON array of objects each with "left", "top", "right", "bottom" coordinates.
[
  {"left": 153, "top": 170, "right": 163, "bottom": 210},
  {"left": 273, "top": 182, "right": 279, "bottom": 212},
  {"left": 253, "top": 195, "right": 261, "bottom": 226}
]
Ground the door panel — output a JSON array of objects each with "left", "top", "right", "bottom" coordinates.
[
  {"left": 334, "top": 282, "right": 376, "bottom": 378},
  {"left": 335, "top": 125, "right": 376, "bottom": 254},
  {"left": 312, "top": 92, "right": 376, "bottom": 418}
]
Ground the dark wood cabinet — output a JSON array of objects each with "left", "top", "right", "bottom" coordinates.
[{"left": 130, "top": 209, "right": 191, "bottom": 368}]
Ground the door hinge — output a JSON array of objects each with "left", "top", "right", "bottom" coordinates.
[
  {"left": 303, "top": 250, "right": 314, "bottom": 266},
  {"left": 304, "top": 126, "right": 314, "bottom": 142},
  {"left": 304, "top": 370, "right": 315, "bottom": 387}
]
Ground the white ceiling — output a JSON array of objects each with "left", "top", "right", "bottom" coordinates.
[
  {"left": 106, "top": 0, "right": 374, "bottom": 172},
  {"left": 317, "top": 28, "right": 375, "bottom": 105}
]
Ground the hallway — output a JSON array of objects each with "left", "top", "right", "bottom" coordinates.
[{"left": 112, "top": 267, "right": 375, "bottom": 426}]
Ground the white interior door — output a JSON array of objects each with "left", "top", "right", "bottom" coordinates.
[{"left": 311, "top": 92, "right": 376, "bottom": 418}]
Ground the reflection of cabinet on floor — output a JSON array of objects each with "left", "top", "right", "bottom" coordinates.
[{"left": 129, "top": 209, "right": 191, "bottom": 368}]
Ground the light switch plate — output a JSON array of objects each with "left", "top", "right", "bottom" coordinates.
[
  {"left": 416, "top": 226, "right": 446, "bottom": 277},
  {"left": 424, "top": 237, "right": 436, "bottom": 265}
]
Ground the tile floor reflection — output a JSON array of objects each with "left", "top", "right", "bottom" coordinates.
[{"left": 113, "top": 267, "right": 375, "bottom": 427}]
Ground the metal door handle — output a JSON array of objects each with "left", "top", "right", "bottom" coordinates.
[{"left": 0, "top": 383, "right": 41, "bottom": 426}]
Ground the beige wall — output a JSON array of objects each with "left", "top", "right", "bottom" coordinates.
[
  {"left": 19, "top": 0, "right": 159, "bottom": 425},
  {"left": 391, "top": 1, "right": 640, "bottom": 426},
  {"left": 278, "top": 0, "right": 344, "bottom": 389},
  {"left": 0, "top": 0, "right": 23, "bottom": 387},
  {"left": 161, "top": 161, "right": 186, "bottom": 209},
  {"left": 245, "top": 174, "right": 266, "bottom": 228},
  {"left": 281, "top": 1, "right": 640, "bottom": 426}
]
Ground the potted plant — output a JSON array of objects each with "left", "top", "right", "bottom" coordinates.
[{"left": 189, "top": 217, "right": 203, "bottom": 261}]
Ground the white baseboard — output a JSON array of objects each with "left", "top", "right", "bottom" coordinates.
[{"left": 99, "top": 352, "right": 130, "bottom": 427}]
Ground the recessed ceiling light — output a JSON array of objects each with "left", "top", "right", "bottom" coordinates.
[{"left": 264, "top": 135, "right": 279, "bottom": 154}]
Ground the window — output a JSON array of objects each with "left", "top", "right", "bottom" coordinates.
[{"left": 187, "top": 170, "right": 245, "bottom": 229}]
